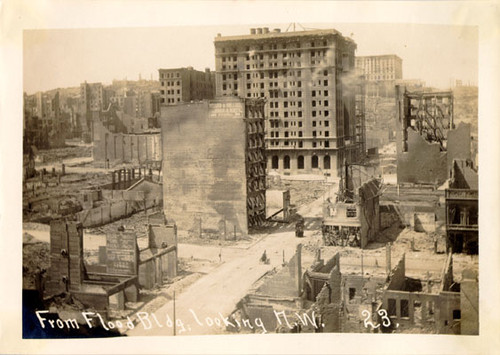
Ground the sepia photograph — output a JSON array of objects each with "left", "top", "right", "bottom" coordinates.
[{"left": 2, "top": 1, "right": 500, "bottom": 354}]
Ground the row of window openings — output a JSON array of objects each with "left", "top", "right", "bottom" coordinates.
[
  {"left": 222, "top": 62, "right": 304, "bottom": 70},
  {"left": 161, "top": 89, "right": 181, "bottom": 95},
  {"left": 269, "top": 140, "right": 331, "bottom": 148},
  {"left": 223, "top": 76, "right": 329, "bottom": 87},
  {"left": 269, "top": 100, "right": 329, "bottom": 109},
  {"left": 366, "top": 75, "right": 396, "bottom": 80},
  {"left": 222, "top": 50, "right": 328, "bottom": 63},
  {"left": 270, "top": 120, "right": 330, "bottom": 128},
  {"left": 268, "top": 89, "right": 327, "bottom": 99},
  {"left": 246, "top": 81, "right": 304, "bottom": 89},
  {"left": 227, "top": 51, "right": 327, "bottom": 66},
  {"left": 269, "top": 110, "right": 330, "bottom": 118},
  {"left": 160, "top": 98, "right": 181, "bottom": 103},
  {"left": 386, "top": 298, "right": 461, "bottom": 322},
  {"left": 358, "top": 62, "right": 396, "bottom": 69},
  {"left": 219, "top": 41, "right": 329, "bottom": 54},
  {"left": 160, "top": 72, "right": 180, "bottom": 79},
  {"left": 223, "top": 70, "right": 329, "bottom": 81},
  {"left": 270, "top": 130, "right": 330, "bottom": 137},
  {"left": 272, "top": 155, "right": 331, "bottom": 169},
  {"left": 363, "top": 67, "right": 394, "bottom": 74},
  {"left": 270, "top": 131, "right": 330, "bottom": 138},
  {"left": 162, "top": 81, "right": 181, "bottom": 87},
  {"left": 225, "top": 84, "right": 330, "bottom": 98}
]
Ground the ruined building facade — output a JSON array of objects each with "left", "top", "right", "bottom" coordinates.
[
  {"left": 161, "top": 97, "right": 266, "bottom": 237},
  {"left": 395, "top": 86, "right": 472, "bottom": 185},
  {"left": 322, "top": 175, "right": 381, "bottom": 249},
  {"left": 214, "top": 27, "right": 365, "bottom": 177},
  {"left": 445, "top": 160, "right": 478, "bottom": 254},
  {"left": 158, "top": 67, "right": 215, "bottom": 105}
]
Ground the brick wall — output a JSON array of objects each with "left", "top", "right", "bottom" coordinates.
[{"left": 161, "top": 98, "right": 248, "bottom": 235}]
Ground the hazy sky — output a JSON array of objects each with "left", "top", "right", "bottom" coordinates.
[{"left": 23, "top": 23, "right": 477, "bottom": 94}]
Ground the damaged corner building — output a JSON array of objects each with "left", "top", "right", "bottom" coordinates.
[
  {"left": 322, "top": 165, "right": 382, "bottom": 248},
  {"left": 395, "top": 87, "right": 472, "bottom": 185},
  {"left": 161, "top": 97, "right": 266, "bottom": 237}
]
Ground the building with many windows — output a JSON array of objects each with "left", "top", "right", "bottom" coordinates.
[
  {"left": 158, "top": 67, "right": 215, "bottom": 105},
  {"left": 355, "top": 54, "right": 403, "bottom": 97},
  {"left": 214, "top": 27, "right": 365, "bottom": 177}
]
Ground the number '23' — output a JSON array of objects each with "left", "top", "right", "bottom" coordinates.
[{"left": 362, "top": 309, "right": 391, "bottom": 329}]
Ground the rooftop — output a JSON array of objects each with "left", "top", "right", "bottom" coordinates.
[
  {"left": 356, "top": 54, "right": 403, "bottom": 61},
  {"left": 214, "top": 28, "right": 355, "bottom": 45}
]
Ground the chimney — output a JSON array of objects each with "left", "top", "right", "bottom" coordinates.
[
  {"left": 250, "top": 28, "right": 256, "bottom": 35},
  {"left": 257, "top": 28, "right": 263, "bottom": 34},
  {"left": 263, "top": 27, "right": 269, "bottom": 34},
  {"left": 296, "top": 243, "right": 302, "bottom": 296},
  {"left": 217, "top": 33, "right": 221, "bottom": 37},
  {"left": 273, "top": 28, "right": 281, "bottom": 33}
]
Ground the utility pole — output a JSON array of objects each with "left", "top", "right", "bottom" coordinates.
[
  {"left": 173, "top": 290, "right": 176, "bottom": 336},
  {"left": 361, "top": 249, "right": 364, "bottom": 279}
]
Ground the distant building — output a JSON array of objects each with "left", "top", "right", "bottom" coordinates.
[
  {"left": 80, "top": 82, "right": 105, "bottom": 139},
  {"left": 214, "top": 27, "right": 365, "bottom": 177},
  {"left": 158, "top": 67, "right": 215, "bottom": 105},
  {"left": 161, "top": 97, "right": 266, "bottom": 236},
  {"left": 355, "top": 55, "right": 402, "bottom": 82},
  {"left": 23, "top": 91, "right": 65, "bottom": 149},
  {"left": 355, "top": 55, "right": 403, "bottom": 97},
  {"left": 80, "top": 82, "right": 104, "bottom": 112}
]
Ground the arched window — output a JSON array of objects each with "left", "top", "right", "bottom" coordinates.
[
  {"left": 298, "top": 155, "right": 304, "bottom": 169},
  {"left": 272, "top": 155, "right": 279, "bottom": 169},
  {"left": 324, "top": 155, "right": 331, "bottom": 170},
  {"left": 284, "top": 155, "right": 290, "bottom": 170},
  {"left": 312, "top": 155, "right": 319, "bottom": 169}
]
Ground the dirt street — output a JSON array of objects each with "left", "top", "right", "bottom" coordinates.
[{"left": 126, "top": 186, "right": 329, "bottom": 336}]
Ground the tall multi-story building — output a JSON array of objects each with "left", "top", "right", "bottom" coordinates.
[
  {"left": 80, "top": 82, "right": 105, "bottom": 137},
  {"left": 80, "top": 82, "right": 104, "bottom": 112},
  {"left": 355, "top": 55, "right": 402, "bottom": 82},
  {"left": 158, "top": 67, "right": 215, "bottom": 105},
  {"left": 214, "top": 27, "right": 364, "bottom": 177},
  {"left": 355, "top": 54, "right": 403, "bottom": 97}
]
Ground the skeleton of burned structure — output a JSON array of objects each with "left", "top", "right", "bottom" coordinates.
[
  {"left": 245, "top": 99, "right": 267, "bottom": 228},
  {"left": 402, "top": 91, "right": 454, "bottom": 151}
]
